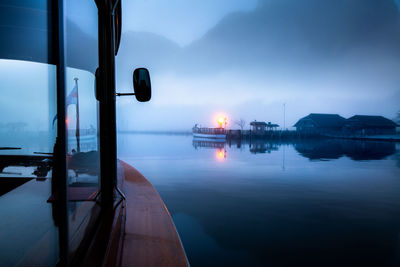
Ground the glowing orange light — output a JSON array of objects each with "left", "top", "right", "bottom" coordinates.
[
  {"left": 217, "top": 117, "right": 227, "bottom": 128},
  {"left": 216, "top": 149, "right": 226, "bottom": 160},
  {"left": 65, "top": 118, "right": 69, "bottom": 125}
]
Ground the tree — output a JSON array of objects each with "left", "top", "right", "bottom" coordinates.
[{"left": 235, "top": 119, "right": 246, "bottom": 130}]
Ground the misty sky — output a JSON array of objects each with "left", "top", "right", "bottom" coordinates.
[
  {"left": 123, "top": 0, "right": 258, "bottom": 46},
  {"left": 117, "top": 0, "right": 400, "bottom": 131}
]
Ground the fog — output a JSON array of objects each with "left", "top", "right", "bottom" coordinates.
[{"left": 116, "top": 0, "right": 400, "bottom": 131}]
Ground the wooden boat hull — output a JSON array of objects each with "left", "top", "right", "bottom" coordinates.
[
  {"left": 119, "top": 161, "right": 189, "bottom": 267},
  {"left": 192, "top": 133, "right": 226, "bottom": 139},
  {"left": 80, "top": 160, "right": 189, "bottom": 266}
]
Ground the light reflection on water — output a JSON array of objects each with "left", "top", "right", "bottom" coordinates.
[
  {"left": 118, "top": 133, "right": 400, "bottom": 267},
  {"left": 216, "top": 148, "right": 226, "bottom": 160}
]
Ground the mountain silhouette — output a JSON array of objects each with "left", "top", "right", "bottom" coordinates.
[
  {"left": 181, "top": 0, "right": 400, "bottom": 72},
  {"left": 117, "top": 0, "right": 400, "bottom": 77}
]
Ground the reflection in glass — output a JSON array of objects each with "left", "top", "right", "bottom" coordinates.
[{"left": 65, "top": 0, "right": 100, "bottom": 258}]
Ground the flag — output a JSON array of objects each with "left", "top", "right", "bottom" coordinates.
[
  {"left": 52, "top": 79, "right": 79, "bottom": 128},
  {"left": 66, "top": 83, "right": 78, "bottom": 106}
]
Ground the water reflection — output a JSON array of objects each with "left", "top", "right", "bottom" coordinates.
[
  {"left": 193, "top": 138, "right": 227, "bottom": 160},
  {"left": 193, "top": 138, "right": 225, "bottom": 149},
  {"left": 249, "top": 140, "right": 279, "bottom": 154},
  {"left": 193, "top": 137, "right": 397, "bottom": 161},
  {"left": 119, "top": 134, "right": 400, "bottom": 267},
  {"left": 216, "top": 148, "right": 226, "bottom": 160},
  {"left": 294, "top": 139, "right": 396, "bottom": 161}
]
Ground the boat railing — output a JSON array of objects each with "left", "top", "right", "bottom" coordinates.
[{"left": 192, "top": 127, "right": 226, "bottom": 134}]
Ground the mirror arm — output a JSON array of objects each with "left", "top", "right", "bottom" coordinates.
[{"left": 116, "top": 92, "right": 135, "bottom": 97}]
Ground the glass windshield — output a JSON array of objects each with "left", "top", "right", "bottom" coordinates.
[
  {"left": 65, "top": 0, "right": 100, "bottom": 258},
  {"left": 0, "top": 1, "right": 56, "bottom": 157},
  {"left": 0, "top": 1, "right": 59, "bottom": 266},
  {"left": 0, "top": 60, "right": 56, "bottom": 157}
]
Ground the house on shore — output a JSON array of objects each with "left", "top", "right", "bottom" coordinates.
[
  {"left": 294, "top": 113, "right": 346, "bottom": 134},
  {"left": 343, "top": 115, "right": 398, "bottom": 135},
  {"left": 250, "top": 121, "right": 279, "bottom": 135},
  {"left": 250, "top": 121, "right": 267, "bottom": 135},
  {"left": 266, "top": 122, "right": 279, "bottom": 131}
]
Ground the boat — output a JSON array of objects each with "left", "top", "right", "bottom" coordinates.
[
  {"left": 0, "top": 1, "right": 188, "bottom": 266},
  {"left": 192, "top": 117, "right": 228, "bottom": 139},
  {"left": 192, "top": 125, "right": 227, "bottom": 139}
]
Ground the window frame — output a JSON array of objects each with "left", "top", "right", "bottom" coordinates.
[{"left": 52, "top": 0, "right": 123, "bottom": 264}]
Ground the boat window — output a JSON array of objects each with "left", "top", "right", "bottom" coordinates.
[
  {"left": 65, "top": 0, "right": 100, "bottom": 257},
  {"left": 0, "top": 1, "right": 57, "bottom": 156},
  {"left": 0, "top": 1, "right": 59, "bottom": 265}
]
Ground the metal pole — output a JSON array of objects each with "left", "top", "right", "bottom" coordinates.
[
  {"left": 75, "top": 78, "right": 80, "bottom": 153},
  {"left": 283, "top": 103, "right": 286, "bottom": 130}
]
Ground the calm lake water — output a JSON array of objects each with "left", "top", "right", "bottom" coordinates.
[{"left": 118, "top": 133, "right": 400, "bottom": 267}]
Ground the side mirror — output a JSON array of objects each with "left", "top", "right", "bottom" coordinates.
[{"left": 133, "top": 68, "right": 151, "bottom": 102}]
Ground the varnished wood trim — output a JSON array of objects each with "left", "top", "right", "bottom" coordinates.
[{"left": 119, "top": 160, "right": 189, "bottom": 267}]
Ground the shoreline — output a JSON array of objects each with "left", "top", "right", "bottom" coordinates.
[{"left": 118, "top": 130, "right": 400, "bottom": 142}]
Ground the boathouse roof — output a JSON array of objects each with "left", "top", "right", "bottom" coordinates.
[
  {"left": 294, "top": 113, "right": 346, "bottom": 128},
  {"left": 250, "top": 121, "right": 267, "bottom": 126},
  {"left": 346, "top": 115, "right": 398, "bottom": 127},
  {"left": 266, "top": 122, "right": 279, "bottom": 128}
]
